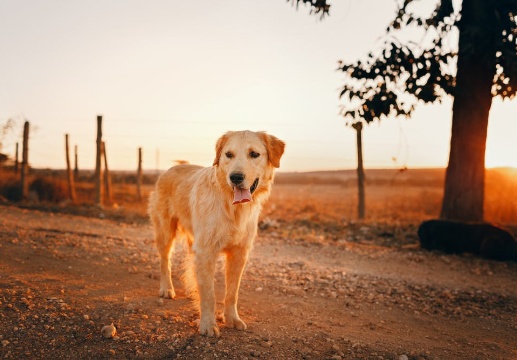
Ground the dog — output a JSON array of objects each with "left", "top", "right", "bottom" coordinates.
[
  {"left": 417, "top": 219, "right": 517, "bottom": 261},
  {"left": 148, "top": 130, "right": 285, "bottom": 336}
]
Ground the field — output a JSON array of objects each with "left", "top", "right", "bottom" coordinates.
[{"left": 1, "top": 168, "right": 517, "bottom": 359}]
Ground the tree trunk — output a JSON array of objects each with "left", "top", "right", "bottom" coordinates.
[{"left": 440, "top": 0, "right": 497, "bottom": 222}]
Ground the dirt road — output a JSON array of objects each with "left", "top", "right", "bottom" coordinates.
[{"left": 1, "top": 205, "right": 516, "bottom": 359}]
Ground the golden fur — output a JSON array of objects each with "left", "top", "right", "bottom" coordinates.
[{"left": 148, "top": 130, "right": 285, "bottom": 336}]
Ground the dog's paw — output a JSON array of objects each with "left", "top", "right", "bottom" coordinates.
[
  {"left": 159, "top": 287, "right": 176, "bottom": 299},
  {"left": 224, "top": 314, "right": 247, "bottom": 330},
  {"left": 199, "top": 320, "right": 220, "bottom": 337}
]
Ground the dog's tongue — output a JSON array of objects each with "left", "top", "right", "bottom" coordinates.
[{"left": 233, "top": 187, "right": 252, "bottom": 205}]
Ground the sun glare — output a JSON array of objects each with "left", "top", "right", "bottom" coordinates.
[
  {"left": 485, "top": 101, "right": 517, "bottom": 169},
  {"left": 485, "top": 148, "right": 517, "bottom": 169}
]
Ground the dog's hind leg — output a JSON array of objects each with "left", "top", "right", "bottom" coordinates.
[
  {"left": 156, "top": 217, "right": 178, "bottom": 299},
  {"left": 223, "top": 246, "right": 249, "bottom": 330}
]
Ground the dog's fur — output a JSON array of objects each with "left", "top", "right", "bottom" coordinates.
[
  {"left": 418, "top": 219, "right": 517, "bottom": 261},
  {"left": 148, "top": 130, "right": 285, "bottom": 336}
]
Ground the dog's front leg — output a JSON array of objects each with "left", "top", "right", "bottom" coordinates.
[
  {"left": 194, "top": 251, "right": 220, "bottom": 337},
  {"left": 223, "top": 246, "right": 249, "bottom": 330}
]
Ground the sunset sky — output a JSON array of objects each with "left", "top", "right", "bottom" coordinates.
[{"left": 1, "top": 0, "right": 516, "bottom": 172}]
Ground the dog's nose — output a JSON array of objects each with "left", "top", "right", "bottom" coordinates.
[{"left": 230, "top": 172, "right": 245, "bottom": 185}]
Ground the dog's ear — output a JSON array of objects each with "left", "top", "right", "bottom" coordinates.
[
  {"left": 213, "top": 132, "right": 230, "bottom": 166},
  {"left": 260, "top": 133, "right": 285, "bottom": 168}
]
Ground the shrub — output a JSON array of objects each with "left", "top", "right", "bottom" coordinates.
[
  {"left": 0, "top": 170, "right": 21, "bottom": 201},
  {"left": 29, "top": 176, "right": 68, "bottom": 203}
]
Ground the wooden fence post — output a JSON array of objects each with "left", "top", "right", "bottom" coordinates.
[
  {"left": 74, "top": 145, "right": 79, "bottom": 180},
  {"left": 14, "top": 142, "right": 19, "bottom": 174},
  {"left": 94, "top": 115, "right": 103, "bottom": 206},
  {"left": 102, "top": 141, "right": 113, "bottom": 205},
  {"left": 20, "top": 121, "right": 29, "bottom": 201},
  {"left": 352, "top": 122, "right": 365, "bottom": 220},
  {"left": 137, "top": 147, "right": 143, "bottom": 201},
  {"left": 65, "top": 134, "right": 77, "bottom": 203}
]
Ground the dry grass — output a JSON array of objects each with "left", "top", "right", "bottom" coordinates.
[
  {"left": 265, "top": 168, "right": 517, "bottom": 226},
  {"left": 264, "top": 183, "right": 443, "bottom": 224},
  {"left": 485, "top": 168, "right": 517, "bottom": 224},
  {"left": 1, "top": 168, "right": 516, "bottom": 227}
]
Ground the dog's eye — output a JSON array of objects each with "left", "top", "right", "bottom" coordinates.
[
  {"left": 225, "top": 151, "right": 234, "bottom": 159},
  {"left": 250, "top": 151, "right": 260, "bottom": 159}
]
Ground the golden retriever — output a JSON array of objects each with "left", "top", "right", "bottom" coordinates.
[{"left": 148, "top": 130, "right": 285, "bottom": 336}]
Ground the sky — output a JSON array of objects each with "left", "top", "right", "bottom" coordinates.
[{"left": 1, "top": 0, "right": 516, "bottom": 172}]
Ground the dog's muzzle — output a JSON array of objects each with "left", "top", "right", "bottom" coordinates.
[{"left": 232, "top": 177, "right": 259, "bottom": 205}]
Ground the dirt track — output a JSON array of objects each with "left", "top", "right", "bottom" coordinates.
[{"left": 1, "top": 204, "right": 516, "bottom": 359}]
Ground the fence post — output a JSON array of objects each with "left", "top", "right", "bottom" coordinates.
[
  {"left": 74, "top": 145, "right": 79, "bottom": 180},
  {"left": 20, "top": 121, "right": 29, "bottom": 200},
  {"left": 102, "top": 141, "right": 113, "bottom": 205},
  {"left": 137, "top": 147, "right": 143, "bottom": 201},
  {"left": 94, "top": 115, "right": 103, "bottom": 206},
  {"left": 65, "top": 134, "right": 77, "bottom": 203},
  {"left": 14, "top": 142, "right": 19, "bottom": 174},
  {"left": 352, "top": 122, "right": 365, "bottom": 220}
]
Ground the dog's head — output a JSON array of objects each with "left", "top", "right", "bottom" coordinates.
[{"left": 213, "top": 131, "right": 285, "bottom": 205}]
